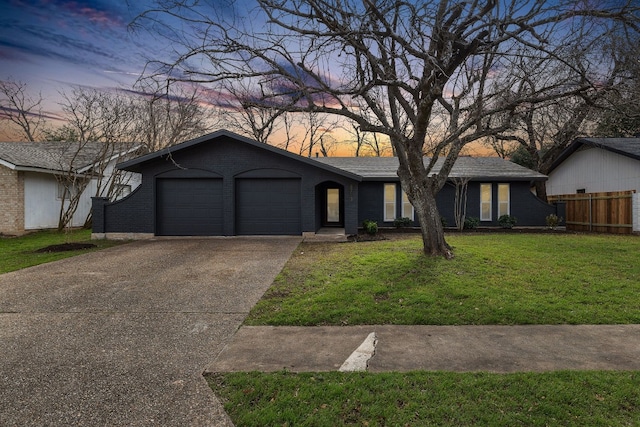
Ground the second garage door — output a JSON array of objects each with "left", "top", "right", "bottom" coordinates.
[{"left": 235, "top": 178, "right": 301, "bottom": 235}]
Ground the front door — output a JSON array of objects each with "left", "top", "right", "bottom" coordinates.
[{"left": 324, "top": 187, "right": 343, "bottom": 226}]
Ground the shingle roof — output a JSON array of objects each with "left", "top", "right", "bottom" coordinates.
[
  {"left": 0, "top": 141, "right": 132, "bottom": 174},
  {"left": 313, "top": 156, "right": 547, "bottom": 181},
  {"left": 115, "top": 129, "right": 545, "bottom": 181}
]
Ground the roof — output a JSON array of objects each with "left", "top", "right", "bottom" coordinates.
[
  {"left": 548, "top": 137, "right": 640, "bottom": 173},
  {"left": 118, "top": 129, "right": 545, "bottom": 181},
  {"left": 117, "top": 129, "right": 363, "bottom": 181},
  {"left": 314, "top": 156, "right": 547, "bottom": 181},
  {"left": 0, "top": 141, "right": 137, "bottom": 174}
]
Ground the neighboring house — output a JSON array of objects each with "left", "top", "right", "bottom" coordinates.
[
  {"left": 546, "top": 137, "right": 640, "bottom": 195},
  {"left": 0, "top": 141, "right": 142, "bottom": 235},
  {"left": 92, "top": 130, "right": 558, "bottom": 238}
]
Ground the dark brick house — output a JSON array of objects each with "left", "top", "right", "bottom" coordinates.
[{"left": 92, "top": 130, "right": 560, "bottom": 238}]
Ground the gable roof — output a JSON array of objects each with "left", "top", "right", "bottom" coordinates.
[
  {"left": 118, "top": 129, "right": 545, "bottom": 181},
  {"left": 548, "top": 137, "right": 640, "bottom": 173},
  {"left": 0, "top": 141, "right": 140, "bottom": 175},
  {"left": 314, "top": 156, "right": 547, "bottom": 181},
  {"left": 117, "top": 129, "right": 363, "bottom": 181}
]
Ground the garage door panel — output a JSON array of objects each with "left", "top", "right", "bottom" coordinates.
[
  {"left": 156, "top": 178, "right": 223, "bottom": 236},
  {"left": 236, "top": 179, "right": 301, "bottom": 235}
]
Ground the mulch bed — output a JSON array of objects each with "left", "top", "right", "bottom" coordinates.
[
  {"left": 35, "top": 243, "right": 97, "bottom": 253},
  {"left": 349, "top": 226, "right": 568, "bottom": 242}
]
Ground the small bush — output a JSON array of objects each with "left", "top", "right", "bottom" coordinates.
[
  {"left": 441, "top": 216, "right": 448, "bottom": 227},
  {"left": 498, "top": 214, "right": 517, "bottom": 229},
  {"left": 393, "top": 217, "right": 413, "bottom": 228},
  {"left": 546, "top": 214, "right": 563, "bottom": 229},
  {"left": 362, "top": 220, "right": 378, "bottom": 235},
  {"left": 464, "top": 217, "right": 480, "bottom": 229}
]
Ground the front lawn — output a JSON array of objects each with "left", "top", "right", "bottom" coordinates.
[
  {"left": 246, "top": 233, "right": 640, "bottom": 325},
  {"left": 0, "top": 229, "right": 127, "bottom": 273},
  {"left": 209, "top": 370, "right": 640, "bottom": 427},
  {"left": 210, "top": 233, "right": 640, "bottom": 426}
]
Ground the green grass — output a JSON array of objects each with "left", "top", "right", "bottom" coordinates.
[
  {"left": 0, "top": 229, "right": 127, "bottom": 273},
  {"left": 208, "top": 370, "right": 640, "bottom": 426},
  {"left": 246, "top": 233, "right": 640, "bottom": 326},
  {"left": 215, "top": 233, "right": 640, "bottom": 425}
]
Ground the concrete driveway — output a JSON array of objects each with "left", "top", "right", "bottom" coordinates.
[{"left": 0, "top": 237, "right": 300, "bottom": 426}]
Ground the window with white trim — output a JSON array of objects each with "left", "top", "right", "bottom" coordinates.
[
  {"left": 383, "top": 183, "right": 396, "bottom": 221},
  {"left": 480, "top": 183, "right": 492, "bottom": 221},
  {"left": 497, "top": 183, "right": 510, "bottom": 217},
  {"left": 401, "top": 190, "right": 414, "bottom": 220}
]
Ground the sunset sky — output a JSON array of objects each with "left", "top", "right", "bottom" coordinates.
[
  {"left": 0, "top": 1, "right": 161, "bottom": 113},
  {"left": 0, "top": 0, "right": 494, "bottom": 156}
]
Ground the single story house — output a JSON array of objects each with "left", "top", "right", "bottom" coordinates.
[
  {"left": 547, "top": 137, "right": 640, "bottom": 195},
  {"left": 92, "top": 130, "right": 559, "bottom": 238},
  {"left": 0, "top": 141, "right": 141, "bottom": 235}
]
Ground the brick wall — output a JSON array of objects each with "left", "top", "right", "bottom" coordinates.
[{"left": 0, "top": 166, "right": 24, "bottom": 234}]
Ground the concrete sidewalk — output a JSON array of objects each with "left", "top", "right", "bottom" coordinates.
[{"left": 206, "top": 324, "right": 640, "bottom": 374}]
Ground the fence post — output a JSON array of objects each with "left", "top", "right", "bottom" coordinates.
[
  {"left": 633, "top": 193, "right": 640, "bottom": 234},
  {"left": 589, "top": 193, "right": 593, "bottom": 231}
]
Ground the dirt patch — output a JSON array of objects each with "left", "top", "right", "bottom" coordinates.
[
  {"left": 348, "top": 233, "right": 389, "bottom": 242},
  {"left": 35, "top": 243, "right": 97, "bottom": 253}
]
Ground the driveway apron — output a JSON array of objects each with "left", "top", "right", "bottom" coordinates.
[{"left": 0, "top": 237, "right": 300, "bottom": 426}]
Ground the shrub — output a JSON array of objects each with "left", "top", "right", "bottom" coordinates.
[
  {"left": 546, "top": 214, "right": 563, "bottom": 229},
  {"left": 498, "top": 214, "right": 517, "bottom": 229},
  {"left": 393, "top": 217, "right": 413, "bottom": 228},
  {"left": 441, "top": 216, "right": 448, "bottom": 227},
  {"left": 362, "top": 220, "right": 378, "bottom": 235},
  {"left": 463, "top": 217, "right": 480, "bottom": 229}
]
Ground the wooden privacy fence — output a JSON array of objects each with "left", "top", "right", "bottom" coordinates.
[{"left": 548, "top": 191, "right": 636, "bottom": 234}]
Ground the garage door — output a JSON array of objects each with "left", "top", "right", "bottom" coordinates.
[
  {"left": 156, "top": 178, "right": 223, "bottom": 236},
  {"left": 236, "top": 178, "right": 301, "bottom": 235}
]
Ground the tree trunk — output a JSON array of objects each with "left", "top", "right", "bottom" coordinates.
[
  {"left": 413, "top": 186, "right": 453, "bottom": 258},
  {"left": 396, "top": 146, "right": 453, "bottom": 258}
]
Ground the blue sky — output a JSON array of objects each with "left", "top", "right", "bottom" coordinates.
[{"left": 0, "top": 0, "right": 181, "bottom": 115}]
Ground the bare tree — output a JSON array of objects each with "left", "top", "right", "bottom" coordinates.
[
  {"left": 131, "top": 81, "right": 218, "bottom": 151},
  {"left": 489, "top": 28, "right": 632, "bottom": 202},
  {"left": 135, "top": 0, "right": 640, "bottom": 257},
  {"left": 295, "top": 110, "right": 341, "bottom": 157},
  {"left": 51, "top": 87, "right": 142, "bottom": 229},
  {"left": 218, "top": 79, "right": 288, "bottom": 144},
  {"left": 0, "top": 79, "right": 46, "bottom": 141},
  {"left": 344, "top": 107, "right": 393, "bottom": 157},
  {"left": 451, "top": 177, "right": 470, "bottom": 231},
  {"left": 594, "top": 34, "right": 640, "bottom": 137}
]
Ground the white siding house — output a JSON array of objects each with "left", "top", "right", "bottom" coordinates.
[
  {"left": 547, "top": 139, "right": 640, "bottom": 195},
  {"left": 546, "top": 137, "right": 640, "bottom": 233},
  {"left": 0, "top": 141, "right": 142, "bottom": 234}
]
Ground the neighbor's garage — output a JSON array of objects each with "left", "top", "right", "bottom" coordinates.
[
  {"left": 156, "top": 178, "right": 223, "bottom": 236},
  {"left": 235, "top": 178, "right": 301, "bottom": 235}
]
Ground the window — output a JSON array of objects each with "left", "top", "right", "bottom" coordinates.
[
  {"left": 401, "top": 190, "right": 414, "bottom": 220},
  {"left": 497, "top": 183, "right": 510, "bottom": 217},
  {"left": 480, "top": 183, "right": 492, "bottom": 221},
  {"left": 384, "top": 183, "right": 396, "bottom": 221},
  {"left": 326, "top": 188, "right": 340, "bottom": 223}
]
